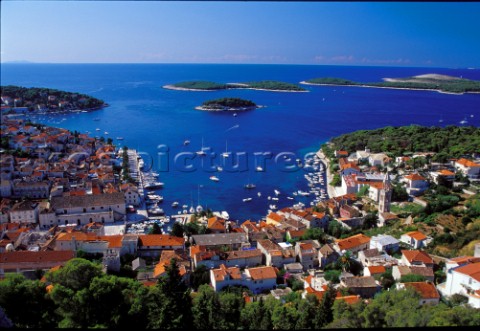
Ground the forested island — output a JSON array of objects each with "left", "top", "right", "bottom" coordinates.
[
  {"left": 164, "top": 80, "right": 307, "bottom": 92},
  {"left": 328, "top": 125, "right": 480, "bottom": 162},
  {"left": 301, "top": 74, "right": 480, "bottom": 94},
  {"left": 196, "top": 97, "right": 258, "bottom": 111},
  {"left": 0, "top": 85, "right": 107, "bottom": 113}
]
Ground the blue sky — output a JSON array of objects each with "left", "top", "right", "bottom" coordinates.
[{"left": 1, "top": 1, "right": 480, "bottom": 67}]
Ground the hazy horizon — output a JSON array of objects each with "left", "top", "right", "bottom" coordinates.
[{"left": 2, "top": 1, "right": 480, "bottom": 68}]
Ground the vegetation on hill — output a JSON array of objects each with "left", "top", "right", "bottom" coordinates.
[
  {"left": 304, "top": 77, "right": 358, "bottom": 85},
  {"left": 0, "top": 85, "right": 105, "bottom": 111},
  {"left": 1, "top": 257, "right": 479, "bottom": 329},
  {"left": 328, "top": 125, "right": 480, "bottom": 161},
  {"left": 323, "top": 125, "right": 480, "bottom": 257},
  {"left": 168, "top": 80, "right": 306, "bottom": 92},
  {"left": 244, "top": 80, "right": 307, "bottom": 91},
  {"left": 201, "top": 97, "right": 257, "bottom": 110},
  {"left": 170, "top": 81, "right": 228, "bottom": 90},
  {"left": 303, "top": 75, "right": 480, "bottom": 93}
]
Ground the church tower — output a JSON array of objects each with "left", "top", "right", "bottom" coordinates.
[{"left": 379, "top": 171, "right": 392, "bottom": 213}]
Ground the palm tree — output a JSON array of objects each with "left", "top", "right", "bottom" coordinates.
[{"left": 338, "top": 251, "right": 352, "bottom": 272}]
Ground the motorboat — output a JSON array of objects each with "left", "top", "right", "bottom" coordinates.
[
  {"left": 274, "top": 189, "right": 280, "bottom": 196},
  {"left": 184, "top": 139, "right": 190, "bottom": 145},
  {"left": 256, "top": 166, "right": 264, "bottom": 172},
  {"left": 244, "top": 183, "right": 256, "bottom": 189},
  {"left": 172, "top": 201, "right": 179, "bottom": 207},
  {"left": 210, "top": 176, "right": 220, "bottom": 182},
  {"left": 243, "top": 198, "right": 252, "bottom": 202},
  {"left": 257, "top": 192, "right": 262, "bottom": 197},
  {"left": 144, "top": 182, "right": 164, "bottom": 189}
]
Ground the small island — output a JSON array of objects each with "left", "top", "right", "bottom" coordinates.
[
  {"left": 301, "top": 74, "right": 480, "bottom": 94},
  {"left": 0, "top": 85, "right": 107, "bottom": 114},
  {"left": 195, "top": 97, "right": 259, "bottom": 112},
  {"left": 162, "top": 81, "right": 228, "bottom": 91},
  {"left": 164, "top": 80, "right": 307, "bottom": 92}
]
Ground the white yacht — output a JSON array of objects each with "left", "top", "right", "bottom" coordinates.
[
  {"left": 222, "top": 141, "right": 230, "bottom": 158},
  {"left": 210, "top": 175, "right": 220, "bottom": 182},
  {"left": 244, "top": 183, "right": 256, "bottom": 189},
  {"left": 196, "top": 137, "right": 207, "bottom": 156},
  {"left": 144, "top": 181, "right": 164, "bottom": 189}
]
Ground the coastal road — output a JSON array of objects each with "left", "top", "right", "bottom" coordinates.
[{"left": 316, "top": 149, "right": 341, "bottom": 198}]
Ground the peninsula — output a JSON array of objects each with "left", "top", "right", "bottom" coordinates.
[
  {"left": 0, "top": 85, "right": 107, "bottom": 114},
  {"left": 301, "top": 74, "right": 480, "bottom": 94},
  {"left": 163, "top": 80, "right": 307, "bottom": 92},
  {"left": 195, "top": 97, "right": 259, "bottom": 112}
]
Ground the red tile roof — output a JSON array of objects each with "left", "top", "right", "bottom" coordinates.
[
  {"left": 403, "top": 282, "right": 440, "bottom": 300},
  {"left": 367, "top": 265, "right": 386, "bottom": 275},
  {"left": 267, "top": 212, "right": 284, "bottom": 223},
  {"left": 138, "top": 234, "right": 184, "bottom": 247},
  {"left": 247, "top": 266, "right": 277, "bottom": 280},
  {"left": 335, "top": 295, "right": 361, "bottom": 304},
  {"left": 401, "top": 250, "right": 433, "bottom": 264},
  {"left": 438, "top": 169, "right": 455, "bottom": 176},
  {"left": 405, "top": 173, "right": 427, "bottom": 181},
  {"left": 212, "top": 264, "right": 242, "bottom": 282},
  {"left": 336, "top": 234, "right": 370, "bottom": 251},
  {"left": 454, "top": 262, "right": 480, "bottom": 282},
  {"left": 0, "top": 250, "right": 74, "bottom": 264},
  {"left": 207, "top": 217, "right": 226, "bottom": 231},
  {"left": 456, "top": 158, "right": 480, "bottom": 168},
  {"left": 448, "top": 256, "right": 480, "bottom": 265},
  {"left": 405, "top": 231, "right": 427, "bottom": 241}
]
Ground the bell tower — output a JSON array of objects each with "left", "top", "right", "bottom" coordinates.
[{"left": 379, "top": 172, "right": 392, "bottom": 213}]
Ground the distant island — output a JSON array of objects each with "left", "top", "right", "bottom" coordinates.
[
  {"left": 163, "top": 80, "right": 307, "bottom": 92},
  {"left": 195, "top": 97, "right": 259, "bottom": 112},
  {"left": 301, "top": 74, "right": 480, "bottom": 94},
  {"left": 0, "top": 85, "right": 107, "bottom": 113}
]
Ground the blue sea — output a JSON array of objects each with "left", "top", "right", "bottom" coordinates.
[{"left": 1, "top": 64, "right": 479, "bottom": 221}]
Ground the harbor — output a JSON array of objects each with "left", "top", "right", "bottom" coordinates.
[{"left": 124, "top": 149, "right": 197, "bottom": 234}]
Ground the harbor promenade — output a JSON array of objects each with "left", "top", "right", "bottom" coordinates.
[{"left": 316, "top": 149, "right": 341, "bottom": 198}]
